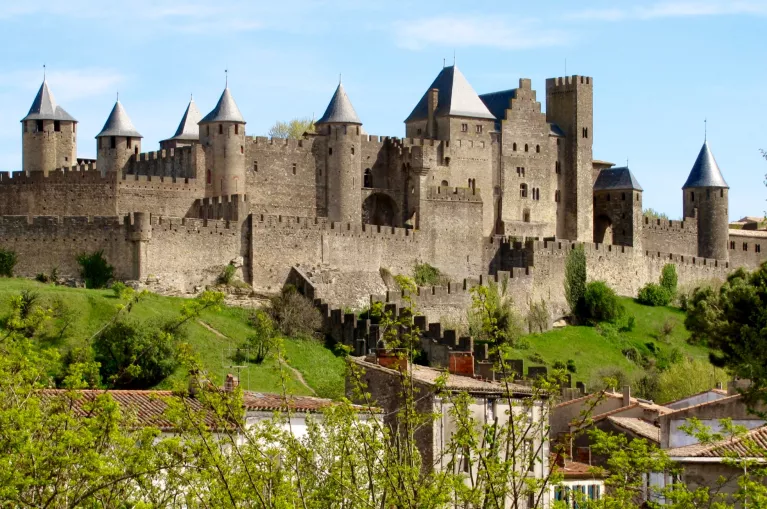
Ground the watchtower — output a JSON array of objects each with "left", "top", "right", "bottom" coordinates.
[
  {"left": 96, "top": 100, "right": 142, "bottom": 176},
  {"left": 199, "top": 87, "right": 246, "bottom": 195},
  {"left": 546, "top": 76, "right": 594, "bottom": 242},
  {"left": 21, "top": 79, "right": 78, "bottom": 175},
  {"left": 592, "top": 166, "right": 643, "bottom": 248},
  {"left": 682, "top": 141, "right": 729, "bottom": 260},
  {"left": 317, "top": 83, "right": 363, "bottom": 225}
]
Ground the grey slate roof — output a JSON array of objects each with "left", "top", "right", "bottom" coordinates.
[
  {"left": 22, "top": 80, "right": 77, "bottom": 122},
  {"left": 683, "top": 141, "right": 728, "bottom": 189},
  {"left": 96, "top": 101, "right": 142, "bottom": 138},
  {"left": 169, "top": 98, "right": 201, "bottom": 140},
  {"left": 316, "top": 83, "right": 361, "bottom": 125},
  {"left": 593, "top": 166, "right": 643, "bottom": 191},
  {"left": 200, "top": 87, "right": 245, "bottom": 124},
  {"left": 478, "top": 89, "right": 516, "bottom": 129},
  {"left": 405, "top": 65, "right": 495, "bottom": 123}
]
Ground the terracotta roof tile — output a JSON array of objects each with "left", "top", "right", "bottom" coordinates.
[
  {"left": 667, "top": 425, "right": 767, "bottom": 458},
  {"left": 607, "top": 416, "right": 661, "bottom": 443}
]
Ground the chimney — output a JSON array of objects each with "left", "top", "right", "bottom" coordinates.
[
  {"left": 224, "top": 373, "right": 239, "bottom": 392},
  {"left": 622, "top": 385, "right": 631, "bottom": 407},
  {"left": 426, "top": 88, "right": 439, "bottom": 138},
  {"left": 448, "top": 351, "right": 475, "bottom": 377}
]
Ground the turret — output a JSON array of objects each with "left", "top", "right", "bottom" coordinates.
[
  {"left": 199, "top": 87, "right": 246, "bottom": 195},
  {"left": 592, "top": 166, "right": 643, "bottom": 248},
  {"left": 96, "top": 100, "right": 142, "bottom": 176},
  {"left": 317, "top": 83, "right": 363, "bottom": 225},
  {"left": 160, "top": 97, "right": 201, "bottom": 150},
  {"left": 682, "top": 141, "right": 729, "bottom": 260},
  {"left": 21, "top": 79, "right": 78, "bottom": 175}
]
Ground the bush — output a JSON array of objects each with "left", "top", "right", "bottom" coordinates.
[
  {"left": 269, "top": 286, "right": 322, "bottom": 338},
  {"left": 468, "top": 280, "right": 524, "bottom": 348},
  {"left": 0, "top": 248, "right": 17, "bottom": 277},
  {"left": 566, "top": 359, "right": 577, "bottom": 373},
  {"left": 660, "top": 264, "right": 678, "bottom": 298},
  {"left": 218, "top": 263, "right": 237, "bottom": 285},
  {"left": 564, "top": 245, "right": 586, "bottom": 317},
  {"left": 394, "top": 274, "right": 416, "bottom": 293},
  {"left": 637, "top": 283, "right": 671, "bottom": 307},
  {"left": 526, "top": 299, "right": 549, "bottom": 333},
  {"left": 242, "top": 310, "right": 279, "bottom": 364},
  {"left": 413, "top": 262, "right": 449, "bottom": 286},
  {"left": 93, "top": 319, "right": 179, "bottom": 389},
  {"left": 581, "top": 281, "right": 625, "bottom": 323},
  {"left": 76, "top": 250, "right": 114, "bottom": 289},
  {"left": 656, "top": 317, "right": 678, "bottom": 343}
]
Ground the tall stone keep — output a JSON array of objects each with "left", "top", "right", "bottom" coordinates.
[
  {"left": 317, "top": 83, "right": 363, "bottom": 225},
  {"left": 199, "top": 87, "right": 246, "bottom": 196},
  {"left": 683, "top": 141, "right": 729, "bottom": 260},
  {"left": 546, "top": 76, "right": 594, "bottom": 242},
  {"left": 96, "top": 100, "right": 142, "bottom": 176},
  {"left": 21, "top": 80, "right": 78, "bottom": 175}
]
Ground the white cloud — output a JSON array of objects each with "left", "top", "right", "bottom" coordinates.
[
  {"left": 0, "top": 68, "right": 126, "bottom": 102},
  {"left": 393, "top": 15, "right": 568, "bottom": 51},
  {"left": 569, "top": 0, "right": 767, "bottom": 21}
]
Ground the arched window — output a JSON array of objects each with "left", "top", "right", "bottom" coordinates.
[
  {"left": 513, "top": 143, "right": 517, "bottom": 151},
  {"left": 364, "top": 169, "right": 373, "bottom": 188},
  {"left": 524, "top": 144, "right": 529, "bottom": 152},
  {"left": 520, "top": 183, "right": 528, "bottom": 198},
  {"left": 441, "top": 180, "right": 449, "bottom": 187}
]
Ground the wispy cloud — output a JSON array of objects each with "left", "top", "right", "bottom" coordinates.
[
  {"left": 569, "top": 0, "right": 767, "bottom": 21},
  {"left": 392, "top": 15, "right": 568, "bottom": 50},
  {"left": 0, "top": 68, "right": 126, "bottom": 102}
]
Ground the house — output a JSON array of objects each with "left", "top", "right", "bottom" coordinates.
[{"left": 550, "top": 456, "right": 607, "bottom": 508}]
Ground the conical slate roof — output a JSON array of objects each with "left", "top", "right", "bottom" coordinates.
[
  {"left": 683, "top": 141, "right": 728, "bottom": 188},
  {"left": 96, "top": 101, "right": 142, "bottom": 138},
  {"left": 200, "top": 87, "right": 245, "bottom": 124},
  {"left": 593, "top": 167, "right": 643, "bottom": 191},
  {"left": 405, "top": 65, "right": 495, "bottom": 123},
  {"left": 170, "top": 98, "right": 201, "bottom": 141},
  {"left": 22, "top": 80, "right": 77, "bottom": 122},
  {"left": 316, "top": 83, "right": 361, "bottom": 125}
]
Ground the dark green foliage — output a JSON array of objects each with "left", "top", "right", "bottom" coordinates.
[
  {"left": 0, "top": 248, "right": 17, "bottom": 277},
  {"left": 686, "top": 263, "right": 767, "bottom": 405},
  {"left": 566, "top": 359, "right": 577, "bottom": 373},
  {"left": 412, "top": 262, "right": 448, "bottom": 286},
  {"left": 269, "top": 285, "right": 322, "bottom": 338},
  {"left": 76, "top": 251, "right": 114, "bottom": 289},
  {"left": 637, "top": 283, "right": 671, "bottom": 306},
  {"left": 581, "top": 281, "right": 625, "bottom": 323},
  {"left": 564, "top": 244, "right": 586, "bottom": 316},
  {"left": 660, "top": 263, "right": 678, "bottom": 297},
  {"left": 619, "top": 316, "right": 636, "bottom": 332},
  {"left": 92, "top": 319, "right": 180, "bottom": 389}
]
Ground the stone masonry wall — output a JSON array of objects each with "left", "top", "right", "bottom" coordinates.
[
  {"left": 642, "top": 216, "right": 698, "bottom": 257},
  {"left": 727, "top": 231, "right": 767, "bottom": 270}
]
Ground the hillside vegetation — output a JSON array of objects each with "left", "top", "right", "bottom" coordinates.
[{"left": 0, "top": 279, "right": 345, "bottom": 399}]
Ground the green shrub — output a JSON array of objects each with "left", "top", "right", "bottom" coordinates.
[
  {"left": 0, "top": 248, "right": 17, "bottom": 277},
  {"left": 243, "top": 310, "right": 279, "bottom": 364},
  {"left": 660, "top": 264, "right": 678, "bottom": 297},
  {"left": 637, "top": 283, "right": 671, "bottom": 307},
  {"left": 35, "top": 273, "right": 51, "bottom": 284},
  {"left": 218, "top": 263, "right": 237, "bottom": 285},
  {"left": 564, "top": 245, "right": 586, "bottom": 317},
  {"left": 413, "top": 262, "right": 449, "bottom": 286},
  {"left": 394, "top": 274, "right": 416, "bottom": 293},
  {"left": 656, "top": 317, "right": 678, "bottom": 343},
  {"left": 566, "top": 359, "right": 577, "bottom": 373},
  {"left": 581, "top": 281, "right": 625, "bottom": 323},
  {"left": 529, "top": 352, "right": 545, "bottom": 364},
  {"left": 76, "top": 250, "right": 114, "bottom": 289},
  {"left": 619, "top": 316, "right": 636, "bottom": 332},
  {"left": 269, "top": 286, "right": 322, "bottom": 338},
  {"left": 526, "top": 299, "right": 549, "bottom": 333}
]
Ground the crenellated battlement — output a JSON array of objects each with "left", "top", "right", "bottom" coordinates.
[
  {"left": 426, "top": 185, "right": 482, "bottom": 202},
  {"left": 644, "top": 249, "right": 727, "bottom": 269},
  {"left": 643, "top": 216, "right": 695, "bottom": 232},
  {"left": 546, "top": 75, "right": 593, "bottom": 90},
  {"left": 148, "top": 214, "right": 238, "bottom": 234},
  {"left": 253, "top": 214, "right": 417, "bottom": 240},
  {"left": 0, "top": 163, "right": 108, "bottom": 184},
  {"left": 249, "top": 136, "right": 314, "bottom": 149},
  {"left": 0, "top": 214, "right": 126, "bottom": 238},
  {"left": 126, "top": 145, "right": 200, "bottom": 180},
  {"left": 194, "top": 194, "right": 249, "bottom": 222}
]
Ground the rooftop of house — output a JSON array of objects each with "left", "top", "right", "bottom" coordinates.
[
  {"left": 352, "top": 356, "right": 534, "bottom": 396},
  {"left": 593, "top": 166, "right": 643, "bottom": 192},
  {"left": 555, "top": 389, "right": 671, "bottom": 413},
  {"left": 607, "top": 416, "right": 661, "bottom": 443},
  {"left": 666, "top": 425, "right": 767, "bottom": 459},
  {"left": 550, "top": 455, "right": 607, "bottom": 480}
]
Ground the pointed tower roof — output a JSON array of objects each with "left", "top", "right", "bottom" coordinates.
[
  {"left": 22, "top": 80, "right": 77, "bottom": 122},
  {"left": 96, "top": 101, "right": 142, "bottom": 138},
  {"left": 316, "top": 83, "right": 361, "bottom": 125},
  {"left": 683, "top": 141, "right": 728, "bottom": 188},
  {"left": 405, "top": 65, "right": 495, "bottom": 123},
  {"left": 200, "top": 87, "right": 245, "bottom": 124},
  {"left": 169, "top": 98, "right": 202, "bottom": 141}
]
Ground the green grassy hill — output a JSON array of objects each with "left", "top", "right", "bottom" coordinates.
[
  {"left": 0, "top": 279, "right": 345, "bottom": 399},
  {"left": 520, "top": 297, "right": 715, "bottom": 387}
]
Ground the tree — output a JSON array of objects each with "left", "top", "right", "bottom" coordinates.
[
  {"left": 564, "top": 244, "right": 586, "bottom": 318},
  {"left": 686, "top": 263, "right": 767, "bottom": 407},
  {"left": 643, "top": 208, "right": 670, "bottom": 221},
  {"left": 268, "top": 117, "right": 315, "bottom": 139},
  {"left": 242, "top": 309, "right": 279, "bottom": 363},
  {"left": 76, "top": 250, "right": 114, "bottom": 289},
  {"left": 656, "top": 357, "right": 728, "bottom": 404},
  {"left": 468, "top": 277, "right": 524, "bottom": 347}
]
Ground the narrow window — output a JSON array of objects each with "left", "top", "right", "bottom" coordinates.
[
  {"left": 461, "top": 123, "right": 468, "bottom": 132},
  {"left": 743, "top": 243, "right": 748, "bottom": 251},
  {"left": 555, "top": 161, "right": 561, "bottom": 174},
  {"left": 757, "top": 245, "right": 762, "bottom": 253},
  {"left": 555, "top": 190, "right": 561, "bottom": 202},
  {"left": 292, "top": 163, "right": 297, "bottom": 175},
  {"left": 417, "top": 128, "right": 422, "bottom": 135},
  {"left": 535, "top": 144, "right": 540, "bottom": 153},
  {"left": 110, "top": 136, "right": 116, "bottom": 149},
  {"left": 219, "top": 124, "right": 223, "bottom": 134},
  {"left": 444, "top": 157, "right": 451, "bottom": 166},
  {"left": 235, "top": 124, "right": 239, "bottom": 135},
  {"left": 206, "top": 126, "right": 210, "bottom": 136},
  {"left": 127, "top": 137, "right": 132, "bottom": 148},
  {"left": 520, "top": 184, "right": 528, "bottom": 198},
  {"left": 720, "top": 189, "right": 724, "bottom": 198},
  {"left": 622, "top": 192, "right": 626, "bottom": 201},
  {"left": 582, "top": 127, "right": 589, "bottom": 138},
  {"left": 691, "top": 192, "right": 695, "bottom": 202},
  {"left": 524, "top": 144, "right": 529, "bottom": 152},
  {"left": 637, "top": 193, "right": 640, "bottom": 202},
  {"left": 54, "top": 120, "right": 61, "bottom": 132},
  {"left": 475, "top": 124, "right": 483, "bottom": 134},
  {"left": 206, "top": 170, "right": 211, "bottom": 184},
  {"left": 73, "top": 123, "right": 76, "bottom": 134},
  {"left": 556, "top": 138, "right": 561, "bottom": 146},
  {"left": 707, "top": 189, "right": 711, "bottom": 199},
  {"left": 240, "top": 146, "right": 243, "bottom": 154},
  {"left": 513, "top": 143, "right": 517, "bottom": 151},
  {"left": 351, "top": 146, "right": 355, "bottom": 155},
  {"left": 730, "top": 241, "right": 735, "bottom": 249},
  {"left": 36, "top": 120, "right": 43, "bottom": 132},
  {"left": 523, "top": 209, "right": 530, "bottom": 222},
  {"left": 364, "top": 169, "right": 372, "bottom": 188},
  {"left": 607, "top": 194, "right": 611, "bottom": 202},
  {"left": 134, "top": 146, "right": 138, "bottom": 155},
  {"left": 254, "top": 161, "right": 258, "bottom": 172},
  {"left": 329, "top": 147, "right": 333, "bottom": 155}
]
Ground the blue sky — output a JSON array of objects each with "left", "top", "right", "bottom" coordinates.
[{"left": 0, "top": 0, "right": 765, "bottom": 220}]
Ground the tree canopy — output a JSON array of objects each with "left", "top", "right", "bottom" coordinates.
[{"left": 268, "top": 117, "right": 315, "bottom": 139}]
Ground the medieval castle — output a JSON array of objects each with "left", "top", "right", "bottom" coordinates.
[{"left": 2, "top": 66, "right": 764, "bottom": 320}]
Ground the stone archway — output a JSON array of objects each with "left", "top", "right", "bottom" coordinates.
[
  {"left": 362, "top": 193, "right": 397, "bottom": 227},
  {"left": 594, "top": 214, "right": 614, "bottom": 245}
]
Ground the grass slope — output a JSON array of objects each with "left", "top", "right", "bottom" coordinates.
[
  {"left": 520, "top": 297, "right": 711, "bottom": 385},
  {"left": 0, "top": 279, "right": 345, "bottom": 399}
]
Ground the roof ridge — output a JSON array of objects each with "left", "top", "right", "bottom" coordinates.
[
  {"left": 405, "top": 65, "right": 495, "bottom": 123},
  {"left": 316, "top": 83, "right": 361, "bottom": 125},
  {"left": 200, "top": 87, "right": 245, "bottom": 124}
]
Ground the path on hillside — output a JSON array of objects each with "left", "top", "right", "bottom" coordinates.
[{"left": 197, "top": 320, "right": 316, "bottom": 396}]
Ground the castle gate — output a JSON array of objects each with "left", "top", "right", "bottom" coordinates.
[{"left": 362, "top": 192, "right": 398, "bottom": 227}]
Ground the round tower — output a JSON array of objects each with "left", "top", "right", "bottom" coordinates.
[
  {"left": 682, "top": 141, "right": 729, "bottom": 260},
  {"left": 199, "top": 87, "right": 246, "bottom": 196},
  {"left": 21, "top": 79, "right": 78, "bottom": 175},
  {"left": 96, "top": 100, "right": 142, "bottom": 176},
  {"left": 317, "top": 83, "right": 362, "bottom": 225}
]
